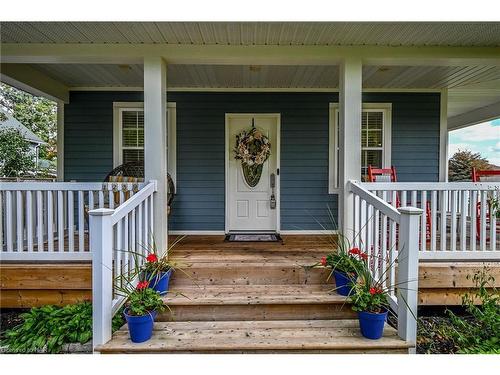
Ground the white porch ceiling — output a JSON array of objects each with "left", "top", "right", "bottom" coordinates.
[
  {"left": 1, "top": 22, "right": 499, "bottom": 46},
  {"left": 29, "top": 63, "right": 500, "bottom": 92}
]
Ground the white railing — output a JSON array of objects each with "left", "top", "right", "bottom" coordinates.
[
  {"left": 349, "top": 180, "right": 422, "bottom": 350},
  {"left": 0, "top": 181, "right": 144, "bottom": 261},
  {"left": 360, "top": 182, "right": 500, "bottom": 260},
  {"left": 91, "top": 180, "right": 157, "bottom": 349}
]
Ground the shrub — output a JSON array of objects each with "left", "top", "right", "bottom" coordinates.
[
  {"left": 2, "top": 302, "right": 125, "bottom": 353},
  {"left": 0, "top": 128, "right": 36, "bottom": 177}
]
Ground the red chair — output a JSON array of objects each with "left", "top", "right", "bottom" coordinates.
[
  {"left": 367, "top": 166, "right": 432, "bottom": 242},
  {"left": 471, "top": 168, "right": 500, "bottom": 242}
]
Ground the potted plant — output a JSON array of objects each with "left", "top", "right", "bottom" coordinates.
[
  {"left": 348, "top": 272, "right": 390, "bottom": 340},
  {"left": 117, "top": 279, "right": 167, "bottom": 343},
  {"left": 139, "top": 236, "right": 185, "bottom": 295},
  {"left": 318, "top": 235, "right": 368, "bottom": 296}
]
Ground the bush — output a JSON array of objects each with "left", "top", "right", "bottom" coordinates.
[
  {"left": 1, "top": 302, "right": 125, "bottom": 353},
  {"left": 417, "top": 268, "right": 500, "bottom": 354},
  {"left": 446, "top": 268, "right": 500, "bottom": 354}
]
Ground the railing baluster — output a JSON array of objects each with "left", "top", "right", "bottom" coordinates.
[
  {"left": 36, "top": 191, "right": 43, "bottom": 251},
  {"left": 26, "top": 191, "right": 33, "bottom": 252},
  {"left": 450, "top": 190, "right": 457, "bottom": 252},
  {"left": 58, "top": 191, "right": 64, "bottom": 252},
  {"left": 16, "top": 191, "right": 23, "bottom": 252},
  {"left": 480, "top": 190, "right": 487, "bottom": 251},
  {"left": 6, "top": 191, "right": 14, "bottom": 252},
  {"left": 420, "top": 191, "right": 427, "bottom": 252},
  {"left": 459, "top": 190, "right": 467, "bottom": 251},
  {"left": 490, "top": 190, "right": 497, "bottom": 252},
  {"left": 470, "top": 190, "right": 477, "bottom": 252},
  {"left": 78, "top": 191, "right": 85, "bottom": 252},
  {"left": 430, "top": 190, "right": 437, "bottom": 252},
  {"left": 47, "top": 191, "right": 54, "bottom": 252},
  {"left": 439, "top": 190, "right": 447, "bottom": 252},
  {"left": 68, "top": 190, "right": 74, "bottom": 252}
]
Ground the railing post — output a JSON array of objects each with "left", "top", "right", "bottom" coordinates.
[
  {"left": 90, "top": 208, "right": 114, "bottom": 351},
  {"left": 397, "top": 206, "right": 423, "bottom": 353}
]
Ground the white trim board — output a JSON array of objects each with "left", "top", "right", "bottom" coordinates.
[
  {"left": 280, "top": 230, "right": 338, "bottom": 235},
  {"left": 328, "top": 102, "right": 392, "bottom": 194},
  {"left": 225, "top": 113, "right": 281, "bottom": 234},
  {"left": 168, "top": 231, "right": 226, "bottom": 236},
  {"left": 112, "top": 101, "right": 177, "bottom": 185}
]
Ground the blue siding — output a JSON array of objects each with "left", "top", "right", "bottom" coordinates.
[{"left": 64, "top": 91, "right": 440, "bottom": 231}]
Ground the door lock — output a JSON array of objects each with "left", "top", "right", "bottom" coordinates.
[{"left": 270, "top": 173, "right": 276, "bottom": 209}]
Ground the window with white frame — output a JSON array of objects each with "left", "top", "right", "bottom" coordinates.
[
  {"left": 113, "top": 102, "right": 177, "bottom": 184},
  {"left": 329, "top": 103, "right": 391, "bottom": 192}
]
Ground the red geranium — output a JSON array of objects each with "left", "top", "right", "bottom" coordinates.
[
  {"left": 360, "top": 252, "right": 368, "bottom": 260},
  {"left": 136, "top": 281, "right": 149, "bottom": 290},
  {"left": 320, "top": 256, "right": 327, "bottom": 266},
  {"left": 146, "top": 253, "right": 158, "bottom": 263},
  {"left": 349, "top": 248, "right": 361, "bottom": 255},
  {"left": 369, "top": 287, "right": 377, "bottom": 295}
]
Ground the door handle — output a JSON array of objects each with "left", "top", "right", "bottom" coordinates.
[{"left": 270, "top": 173, "right": 276, "bottom": 209}]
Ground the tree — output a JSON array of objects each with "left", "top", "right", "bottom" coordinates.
[
  {"left": 448, "top": 149, "right": 490, "bottom": 182},
  {"left": 0, "top": 128, "right": 36, "bottom": 177},
  {"left": 0, "top": 83, "right": 57, "bottom": 162}
]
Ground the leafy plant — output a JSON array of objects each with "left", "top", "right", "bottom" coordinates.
[
  {"left": 114, "top": 274, "right": 167, "bottom": 317},
  {"left": 446, "top": 268, "right": 500, "bottom": 354},
  {"left": 1, "top": 302, "right": 125, "bottom": 353},
  {"left": 0, "top": 127, "right": 36, "bottom": 177},
  {"left": 140, "top": 235, "right": 185, "bottom": 276},
  {"left": 448, "top": 149, "right": 490, "bottom": 182}
]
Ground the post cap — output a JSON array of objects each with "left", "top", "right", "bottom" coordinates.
[
  {"left": 398, "top": 206, "right": 424, "bottom": 215},
  {"left": 88, "top": 208, "right": 114, "bottom": 216}
]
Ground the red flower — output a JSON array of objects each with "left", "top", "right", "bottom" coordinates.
[
  {"left": 146, "top": 253, "right": 158, "bottom": 263},
  {"left": 360, "top": 252, "right": 368, "bottom": 260},
  {"left": 320, "top": 256, "right": 327, "bottom": 266},
  {"left": 349, "top": 248, "right": 361, "bottom": 255},
  {"left": 136, "top": 281, "right": 149, "bottom": 290},
  {"left": 369, "top": 287, "right": 377, "bottom": 295}
]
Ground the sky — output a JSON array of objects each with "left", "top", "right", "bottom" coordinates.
[{"left": 449, "top": 118, "right": 500, "bottom": 166}]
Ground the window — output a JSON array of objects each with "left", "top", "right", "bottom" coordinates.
[
  {"left": 329, "top": 103, "right": 391, "bottom": 192},
  {"left": 113, "top": 102, "right": 176, "bottom": 184}
]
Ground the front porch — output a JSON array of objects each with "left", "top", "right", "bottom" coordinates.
[{"left": 1, "top": 22, "right": 500, "bottom": 353}]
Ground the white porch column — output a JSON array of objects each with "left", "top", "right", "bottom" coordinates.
[
  {"left": 144, "top": 56, "right": 168, "bottom": 252},
  {"left": 339, "top": 58, "right": 362, "bottom": 239},
  {"left": 56, "top": 101, "right": 64, "bottom": 181},
  {"left": 439, "top": 89, "right": 449, "bottom": 182}
]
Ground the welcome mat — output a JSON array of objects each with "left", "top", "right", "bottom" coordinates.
[{"left": 225, "top": 233, "right": 282, "bottom": 242}]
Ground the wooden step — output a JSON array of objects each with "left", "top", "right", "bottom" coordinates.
[
  {"left": 169, "top": 254, "right": 330, "bottom": 286},
  {"left": 96, "top": 320, "right": 411, "bottom": 354},
  {"left": 160, "top": 284, "right": 355, "bottom": 321}
]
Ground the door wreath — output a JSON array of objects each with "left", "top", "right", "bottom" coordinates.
[{"left": 234, "top": 125, "right": 271, "bottom": 187}]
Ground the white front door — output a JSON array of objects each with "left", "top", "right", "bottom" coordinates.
[{"left": 226, "top": 114, "right": 280, "bottom": 232}]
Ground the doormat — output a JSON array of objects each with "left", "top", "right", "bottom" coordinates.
[{"left": 225, "top": 233, "right": 282, "bottom": 242}]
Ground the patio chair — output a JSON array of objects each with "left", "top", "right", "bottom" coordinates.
[
  {"left": 367, "top": 165, "right": 431, "bottom": 242},
  {"left": 104, "top": 161, "right": 176, "bottom": 215},
  {"left": 471, "top": 168, "right": 500, "bottom": 242}
]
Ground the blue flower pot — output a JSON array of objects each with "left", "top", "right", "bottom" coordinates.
[
  {"left": 146, "top": 269, "right": 172, "bottom": 295},
  {"left": 358, "top": 310, "right": 388, "bottom": 340},
  {"left": 123, "top": 308, "right": 157, "bottom": 343},
  {"left": 333, "top": 270, "right": 355, "bottom": 296}
]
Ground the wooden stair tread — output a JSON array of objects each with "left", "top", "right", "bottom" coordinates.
[
  {"left": 164, "top": 284, "right": 345, "bottom": 305},
  {"left": 97, "top": 320, "right": 410, "bottom": 353}
]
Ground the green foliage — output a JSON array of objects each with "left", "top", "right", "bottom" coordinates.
[
  {"left": 2, "top": 302, "right": 125, "bottom": 353},
  {"left": 0, "top": 128, "right": 36, "bottom": 177},
  {"left": 125, "top": 287, "right": 167, "bottom": 316},
  {"left": 0, "top": 83, "right": 57, "bottom": 162},
  {"left": 349, "top": 282, "right": 389, "bottom": 313},
  {"left": 448, "top": 149, "right": 490, "bottom": 182},
  {"left": 446, "top": 268, "right": 500, "bottom": 354}
]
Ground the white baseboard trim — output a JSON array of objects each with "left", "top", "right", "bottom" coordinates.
[
  {"left": 168, "top": 230, "right": 226, "bottom": 235},
  {"left": 279, "top": 230, "right": 338, "bottom": 235}
]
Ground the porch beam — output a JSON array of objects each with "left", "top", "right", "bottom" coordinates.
[
  {"left": 144, "top": 57, "right": 168, "bottom": 253},
  {"left": 2, "top": 44, "right": 500, "bottom": 66},
  {"left": 0, "top": 63, "right": 69, "bottom": 102},
  {"left": 339, "top": 58, "right": 362, "bottom": 238},
  {"left": 448, "top": 100, "right": 500, "bottom": 131}
]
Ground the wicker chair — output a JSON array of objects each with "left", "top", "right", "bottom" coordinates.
[{"left": 104, "top": 161, "right": 175, "bottom": 214}]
